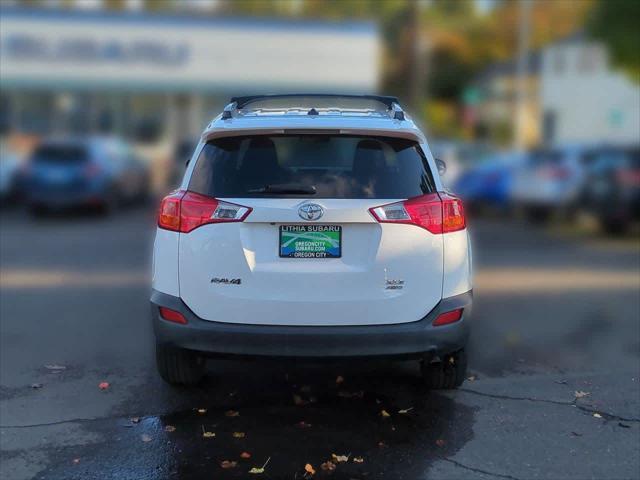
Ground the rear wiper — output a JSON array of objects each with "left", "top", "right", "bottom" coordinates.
[{"left": 248, "top": 183, "right": 317, "bottom": 194}]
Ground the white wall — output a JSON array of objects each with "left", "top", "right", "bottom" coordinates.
[{"left": 541, "top": 41, "right": 640, "bottom": 146}]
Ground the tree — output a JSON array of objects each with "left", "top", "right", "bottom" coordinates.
[{"left": 587, "top": 0, "right": 640, "bottom": 81}]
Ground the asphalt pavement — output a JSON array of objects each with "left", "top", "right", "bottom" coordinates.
[{"left": 1, "top": 206, "right": 639, "bottom": 480}]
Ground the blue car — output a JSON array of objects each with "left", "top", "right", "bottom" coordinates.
[
  {"left": 23, "top": 138, "right": 149, "bottom": 214},
  {"left": 452, "top": 152, "right": 525, "bottom": 211}
]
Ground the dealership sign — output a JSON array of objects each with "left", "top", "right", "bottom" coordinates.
[
  {"left": 2, "top": 33, "right": 190, "bottom": 66},
  {"left": 0, "top": 10, "right": 379, "bottom": 92}
]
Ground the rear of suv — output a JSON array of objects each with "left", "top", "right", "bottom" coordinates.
[{"left": 151, "top": 95, "right": 472, "bottom": 388}]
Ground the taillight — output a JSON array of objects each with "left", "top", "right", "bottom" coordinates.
[
  {"left": 369, "top": 192, "right": 465, "bottom": 234},
  {"left": 433, "top": 308, "right": 463, "bottom": 326},
  {"left": 157, "top": 190, "right": 251, "bottom": 233},
  {"left": 159, "top": 307, "right": 187, "bottom": 324},
  {"left": 617, "top": 169, "right": 640, "bottom": 187},
  {"left": 83, "top": 163, "right": 102, "bottom": 178},
  {"left": 541, "top": 166, "right": 570, "bottom": 180}
]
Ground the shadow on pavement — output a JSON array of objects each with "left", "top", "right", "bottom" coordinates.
[{"left": 37, "top": 362, "right": 475, "bottom": 479}]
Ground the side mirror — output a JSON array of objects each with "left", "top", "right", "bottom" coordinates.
[{"left": 435, "top": 158, "right": 447, "bottom": 176}]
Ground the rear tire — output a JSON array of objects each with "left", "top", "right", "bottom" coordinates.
[
  {"left": 156, "top": 343, "right": 205, "bottom": 386},
  {"left": 421, "top": 349, "right": 467, "bottom": 390}
]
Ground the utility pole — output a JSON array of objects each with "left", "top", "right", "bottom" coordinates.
[
  {"left": 514, "top": 0, "right": 531, "bottom": 151},
  {"left": 408, "top": 0, "right": 426, "bottom": 117}
]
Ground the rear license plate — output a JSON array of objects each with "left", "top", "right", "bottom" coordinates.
[{"left": 279, "top": 225, "right": 342, "bottom": 258}]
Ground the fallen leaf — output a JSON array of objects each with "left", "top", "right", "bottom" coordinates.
[
  {"left": 98, "top": 382, "right": 110, "bottom": 390},
  {"left": 380, "top": 409, "right": 391, "bottom": 418},
  {"left": 331, "top": 453, "right": 349, "bottom": 463},
  {"left": 618, "top": 422, "right": 631, "bottom": 429},
  {"left": 130, "top": 417, "right": 140, "bottom": 424},
  {"left": 45, "top": 364, "right": 66, "bottom": 371},
  {"left": 467, "top": 375, "right": 476, "bottom": 382},
  {"left": 398, "top": 407, "right": 414, "bottom": 414},
  {"left": 304, "top": 463, "right": 316, "bottom": 475},
  {"left": 240, "top": 452, "right": 252, "bottom": 459},
  {"left": 293, "top": 394, "right": 307, "bottom": 406},
  {"left": 593, "top": 413, "right": 603, "bottom": 419},
  {"left": 321, "top": 461, "right": 336, "bottom": 472},
  {"left": 435, "top": 439, "right": 446, "bottom": 447},
  {"left": 220, "top": 460, "right": 237, "bottom": 469},
  {"left": 225, "top": 410, "right": 240, "bottom": 417},
  {"left": 296, "top": 421, "right": 312, "bottom": 428},
  {"left": 233, "top": 432, "right": 245, "bottom": 438},
  {"left": 202, "top": 425, "right": 216, "bottom": 438},
  {"left": 197, "top": 408, "right": 207, "bottom": 414},
  {"left": 353, "top": 456, "right": 364, "bottom": 463},
  {"left": 141, "top": 434, "right": 152, "bottom": 442},
  {"left": 336, "top": 375, "right": 344, "bottom": 384},
  {"left": 164, "top": 425, "right": 176, "bottom": 432},
  {"left": 249, "top": 456, "right": 270, "bottom": 474},
  {"left": 574, "top": 391, "right": 590, "bottom": 399},
  {"left": 30, "top": 383, "right": 43, "bottom": 389}
]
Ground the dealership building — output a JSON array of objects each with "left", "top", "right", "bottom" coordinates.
[{"left": 0, "top": 8, "right": 379, "bottom": 162}]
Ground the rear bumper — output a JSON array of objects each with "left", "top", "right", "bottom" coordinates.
[
  {"left": 27, "top": 189, "right": 107, "bottom": 208},
  {"left": 151, "top": 290, "right": 472, "bottom": 358}
]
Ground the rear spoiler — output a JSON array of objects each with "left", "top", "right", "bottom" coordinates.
[{"left": 201, "top": 125, "right": 425, "bottom": 144}]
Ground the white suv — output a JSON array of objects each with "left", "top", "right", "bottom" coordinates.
[{"left": 151, "top": 95, "right": 472, "bottom": 388}]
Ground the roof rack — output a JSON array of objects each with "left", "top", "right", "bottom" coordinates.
[{"left": 221, "top": 94, "right": 405, "bottom": 120}]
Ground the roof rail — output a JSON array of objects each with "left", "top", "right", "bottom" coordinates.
[{"left": 229, "top": 94, "right": 402, "bottom": 111}]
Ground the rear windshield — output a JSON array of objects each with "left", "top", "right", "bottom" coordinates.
[
  {"left": 527, "top": 149, "right": 563, "bottom": 166},
  {"left": 32, "top": 145, "right": 89, "bottom": 165},
  {"left": 189, "top": 135, "right": 434, "bottom": 199}
]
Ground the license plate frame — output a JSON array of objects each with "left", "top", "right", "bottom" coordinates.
[{"left": 279, "top": 225, "right": 342, "bottom": 259}]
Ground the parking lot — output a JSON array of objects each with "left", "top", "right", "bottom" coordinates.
[{"left": 0, "top": 206, "right": 639, "bottom": 480}]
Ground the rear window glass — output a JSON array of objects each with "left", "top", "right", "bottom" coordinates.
[
  {"left": 528, "top": 150, "right": 563, "bottom": 166},
  {"left": 189, "top": 135, "right": 434, "bottom": 199},
  {"left": 32, "top": 145, "right": 89, "bottom": 165}
]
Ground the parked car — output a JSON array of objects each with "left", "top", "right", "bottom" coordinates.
[
  {"left": 579, "top": 146, "right": 640, "bottom": 234},
  {"left": 430, "top": 140, "right": 494, "bottom": 189},
  {"left": 23, "top": 137, "right": 149, "bottom": 214},
  {"left": 0, "top": 144, "right": 21, "bottom": 203},
  {"left": 452, "top": 151, "right": 526, "bottom": 213},
  {"left": 151, "top": 94, "right": 473, "bottom": 389},
  {"left": 510, "top": 144, "right": 596, "bottom": 222},
  {"left": 169, "top": 139, "right": 196, "bottom": 189}
]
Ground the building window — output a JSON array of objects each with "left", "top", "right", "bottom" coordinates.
[
  {"left": 553, "top": 50, "right": 565, "bottom": 74},
  {"left": 0, "top": 94, "right": 11, "bottom": 136},
  {"left": 543, "top": 110, "right": 557, "bottom": 144},
  {"left": 577, "top": 47, "right": 600, "bottom": 73}
]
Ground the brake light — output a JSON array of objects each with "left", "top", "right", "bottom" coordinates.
[
  {"left": 369, "top": 193, "right": 465, "bottom": 234},
  {"left": 541, "top": 166, "right": 570, "bottom": 180},
  {"left": 157, "top": 191, "right": 251, "bottom": 233},
  {"left": 433, "top": 308, "right": 463, "bottom": 326},
  {"left": 159, "top": 307, "right": 187, "bottom": 324},
  {"left": 617, "top": 169, "right": 640, "bottom": 187},
  {"left": 83, "top": 163, "right": 102, "bottom": 178}
]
